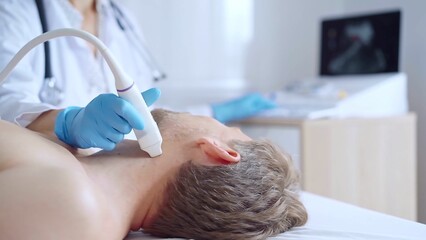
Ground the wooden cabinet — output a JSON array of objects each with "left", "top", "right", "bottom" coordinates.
[{"left": 234, "top": 114, "right": 417, "bottom": 221}]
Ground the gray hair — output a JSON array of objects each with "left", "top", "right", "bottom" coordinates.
[{"left": 143, "top": 140, "right": 308, "bottom": 240}]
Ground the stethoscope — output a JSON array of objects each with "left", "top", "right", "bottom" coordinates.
[{"left": 34, "top": 0, "right": 166, "bottom": 105}]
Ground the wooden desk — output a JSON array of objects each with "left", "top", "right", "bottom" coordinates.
[{"left": 234, "top": 114, "right": 417, "bottom": 221}]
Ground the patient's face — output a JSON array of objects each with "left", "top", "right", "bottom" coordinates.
[{"left": 151, "top": 109, "right": 251, "bottom": 143}]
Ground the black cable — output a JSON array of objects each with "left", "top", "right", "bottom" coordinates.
[
  {"left": 110, "top": 0, "right": 127, "bottom": 31},
  {"left": 35, "top": 0, "right": 53, "bottom": 79}
]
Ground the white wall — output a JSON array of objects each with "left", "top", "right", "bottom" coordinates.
[
  {"left": 122, "top": 0, "right": 257, "bottom": 106},
  {"left": 120, "top": 0, "right": 426, "bottom": 222},
  {"left": 240, "top": 0, "right": 344, "bottom": 91},
  {"left": 120, "top": 0, "right": 343, "bottom": 107}
]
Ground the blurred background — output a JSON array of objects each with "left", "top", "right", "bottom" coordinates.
[{"left": 121, "top": 0, "right": 426, "bottom": 223}]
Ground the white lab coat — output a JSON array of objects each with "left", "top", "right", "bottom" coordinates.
[{"left": 0, "top": 0, "right": 212, "bottom": 127}]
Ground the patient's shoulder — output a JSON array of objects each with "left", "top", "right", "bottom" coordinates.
[
  {"left": 0, "top": 166, "right": 108, "bottom": 239},
  {"left": 0, "top": 120, "right": 77, "bottom": 169}
]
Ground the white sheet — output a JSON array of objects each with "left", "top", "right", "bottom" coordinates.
[{"left": 125, "top": 192, "right": 426, "bottom": 240}]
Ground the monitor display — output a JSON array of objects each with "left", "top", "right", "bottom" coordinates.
[{"left": 320, "top": 10, "right": 401, "bottom": 76}]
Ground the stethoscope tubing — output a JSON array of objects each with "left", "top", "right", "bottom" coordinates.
[{"left": 35, "top": 0, "right": 53, "bottom": 79}]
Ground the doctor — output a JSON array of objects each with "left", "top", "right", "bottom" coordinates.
[{"left": 0, "top": 0, "right": 276, "bottom": 150}]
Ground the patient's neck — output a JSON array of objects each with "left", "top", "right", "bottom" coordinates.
[
  {"left": 69, "top": 0, "right": 96, "bottom": 15},
  {"left": 79, "top": 140, "right": 183, "bottom": 233}
]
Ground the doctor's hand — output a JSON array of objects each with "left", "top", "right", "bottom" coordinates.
[
  {"left": 54, "top": 88, "right": 160, "bottom": 150},
  {"left": 212, "top": 93, "right": 277, "bottom": 123}
]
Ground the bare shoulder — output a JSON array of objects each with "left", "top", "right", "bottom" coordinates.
[
  {"left": 0, "top": 165, "right": 108, "bottom": 239},
  {"left": 0, "top": 120, "right": 76, "bottom": 169},
  {"left": 0, "top": 121, "right": 110, "bottom": 239}
]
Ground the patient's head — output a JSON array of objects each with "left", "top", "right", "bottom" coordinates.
[{"left": 145, "top": 109, "right": 307, "bottom": 239}]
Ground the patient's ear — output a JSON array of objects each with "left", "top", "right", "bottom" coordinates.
[{"left": 196, "top": 137, "right": 240, "bottom": 165}]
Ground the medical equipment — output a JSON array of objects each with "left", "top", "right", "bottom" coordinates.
[
  {"left": 0, "top": 28, "right": 163, "bottom": 157},
  {"left": 263, "top": 73, "right": 408, "bottom": 119},
  {"left": 34, "top": 0, "right": 63, "bottom": 105},
  {"left": 34, "top": 0, "right": 166, "bottom": 105}
]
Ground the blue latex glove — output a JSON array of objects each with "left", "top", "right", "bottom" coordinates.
[
  {"left": 55, "top": 88, "right": 161, "bottom": 150},
  {"left": 212, "top": 93, "right": 277, "bottom": 123}
]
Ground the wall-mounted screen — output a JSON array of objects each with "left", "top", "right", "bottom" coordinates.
[{"left": 320, "top": 10, "right": 401, "bottom": 76}]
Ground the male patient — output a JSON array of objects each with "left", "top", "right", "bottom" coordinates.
[{"left": 0, "top": 109, "right": 307, "bottom": 240}]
